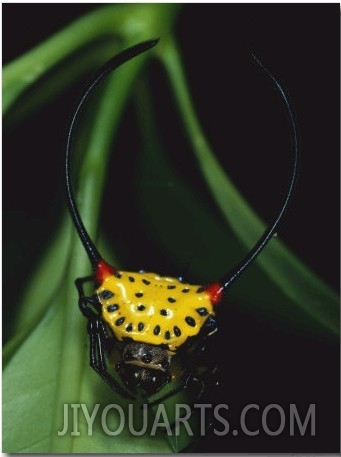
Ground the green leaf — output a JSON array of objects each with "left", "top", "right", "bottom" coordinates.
[
  {"left": 3, "top": 297, "right": 64, "bottom": 452},
  {"left": 3, "top": 218, "right": 72, "bottom": 364},
  {"left": 3, "top": 4, "right": 180, "bottom": 114}
]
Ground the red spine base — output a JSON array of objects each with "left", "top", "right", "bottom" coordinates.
[
  {"left": 205, "top": 282, "right": 224, "bottom": 305},
  {"left": 95, "top": 259, "right": 117, "bottom": 284}
]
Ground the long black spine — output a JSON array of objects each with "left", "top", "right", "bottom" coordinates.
[
  {"left": 65, "top": 39, "right": 159, "bottom": 269},
  {"left": 220, "top": 53, "right": 299, "bottom": 291}
]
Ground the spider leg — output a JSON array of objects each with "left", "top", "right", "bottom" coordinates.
[
  {"left": 75, "top": 276, "right": 101, "bottom": 318},
  {"left": 164, "top": 364, "right": 220, "bottom": 440},
  {"left": 75, "top": 276, "right": 135, "bottom": 400},
  {"left": 146, "top": 367, "right": 194, "bottom": 408},
  {"left": 87, "top": 316, "right": 136, "bottom": 400},
  {"left": 191, "top": 363, "right": 220, "bottom": 401},
  {"left": 147, "top": 316, "right": 219, "bottom": 408}
]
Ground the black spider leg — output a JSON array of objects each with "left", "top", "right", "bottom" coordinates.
[
  {"left": 76, "top": 276, "right": 136, "bottom": 400},
  {"left": 166, "top": 323, "right": 220, "bottom": 444},
  {"left": 160, "top": 363, "right": 219, "bottom": 450},
  {"left": 162, "top": 361, "right": 219, "bottom": 434},
  {"left": 169, "top": 348, "right": 220, "bottom": 433},
  {"left": 144, "top": 354, "right": 198, "bottom": 409},
  {"left": 87, "top": 319, "right": 136, "bottom": 400},
  {"left": 147, "top": 366, "right": 194, "bottom": 408},
  {"left": 190, "top": 363, "right": 220, "bottom": 401},
  {"left": 148, "top": 355, "right": 216, "bottom": 407},
  {"left": 145, "top": 320, "right": 219, "bottom": 451},
  {"left": 147, "top": 317, "right": 218, "bottom": 408},
  {"left": 75, "top": 276, "right": 101, "bottom": 317}
]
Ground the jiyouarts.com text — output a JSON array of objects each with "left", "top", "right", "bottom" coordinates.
[{"left": 57, "top": 403, "right": 316, "bottom": 437}]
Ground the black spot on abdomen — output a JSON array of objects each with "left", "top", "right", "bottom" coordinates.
[{"left": 185, "top": 316, "right": 196, "bottom": 327}]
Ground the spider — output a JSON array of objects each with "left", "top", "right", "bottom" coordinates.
[{"left": 65, "top": 39, "right": 298, "bottom": 402}]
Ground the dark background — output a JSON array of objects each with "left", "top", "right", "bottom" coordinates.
[{"left": 3, "top": 4, "right": 340, "bottom": 453}]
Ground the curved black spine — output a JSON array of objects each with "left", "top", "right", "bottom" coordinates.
[
  {"left": 219, "top": 53, "right": 299, "bottom": 292},
  {"left": 65, "top": 39, "right": 159, "bottom": 270}
]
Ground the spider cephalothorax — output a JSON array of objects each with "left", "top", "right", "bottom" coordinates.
[{"left": 116, "top": 341, "right": 171, "bottom": 396}]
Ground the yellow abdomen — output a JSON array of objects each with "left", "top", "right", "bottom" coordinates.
[{"left": 97, "top": 271, "right": 214, "bottom": 352}]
